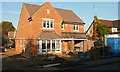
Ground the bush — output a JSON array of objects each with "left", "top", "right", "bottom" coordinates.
[
  {"left": 77, "top": 52, "right": 85, "bottom": 59},
  {"left": 67, "top": 52, "right": 73, "bottom": 55},
  {"left": 90, "top": 46, "right": 112, "bottom": 59}
]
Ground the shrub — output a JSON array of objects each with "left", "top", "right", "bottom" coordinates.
[{"left": 67, "top": 52, "right": 73, "bottom": 55}]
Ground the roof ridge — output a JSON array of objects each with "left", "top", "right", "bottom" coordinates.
[
  {"left": 98, "top": 19, "right": 113, "bottom": 22},
  {"left": 55, "top": 8, "right": 72, "bottom": 11},
  {"left": 23, "top": 2, "right": 84, "bottom": 23},
  {"left": 23, "top": 3, "right": 41, "bottom": 7}
]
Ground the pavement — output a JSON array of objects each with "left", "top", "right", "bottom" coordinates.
[
  {"left": 0, "top": 48, "right": 21, "bottom": 58},
  {"left": 37, "top": 56, "right": 120, "bottom": 70}
]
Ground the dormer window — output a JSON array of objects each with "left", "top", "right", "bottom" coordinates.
[
  {"left": 42, "top": 19, "right": 54, "bottom": 29},
  {"left": 73, "top": 24, "right": 79, "bottom": 31},
  {"left": 47, "top": 9, "right": 50, "bottom": 14}
]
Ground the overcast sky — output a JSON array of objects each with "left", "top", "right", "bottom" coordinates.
[{"left": 1, "top": 1, "right": 119, "bottom": 31}]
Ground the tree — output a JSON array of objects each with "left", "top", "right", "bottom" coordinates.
[
  {"left": 93, "top": 16, "right": 111, "bottom": 40},
  {"left": 0, "top": 21, "right": 15, "bottom": 47},
  {"left": 97, "top": 24, "right": 111, "bottom": 38},
  {"left": 93, "top": 16, "right": 100, "bottom": 39}
]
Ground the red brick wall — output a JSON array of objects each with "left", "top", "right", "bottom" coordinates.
[
  {"left": 32, "top": 2, "right": 63, "bottom": 37},
  {"left": 15, "top": 2, "right": 86, "bottom": 54},
  {"left": 62, "top": 23, "right": 84, "bottom": 33}
]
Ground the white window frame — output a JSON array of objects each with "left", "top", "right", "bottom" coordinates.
[
  {"left": 112, "top": 28, "right": 118, "bottom": 32},
  {"left": 38, "top": 40, "right": 61, "bottom": 54},
  {"left": 47, "top": 9, "right": 50, "bottom": 14},
  {"left": 42, "top": 19, "right": 54, "bottom": 29},
  {"left": 73, "top": 24, "right": 79, "bottom": 31},
  {"left": 61, "top": 23, "right": 64, "bottom": 30}
]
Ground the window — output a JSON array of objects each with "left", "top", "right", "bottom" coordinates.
[
  {"left": 42, "top": 20, "right": 54, "bottom": 29},
  {"left": 112, "top": 28, "right": 118, "bottom": 32},
  {"left": 88, "top": 30, "right": 92, "bottom": 34},
  {"left": 50, "top": 21, "right": 53, "bottom": 28},
  {"left": 42, "top": 40, "right": 46, "bottom": 52},
  {"left": 39, "top": 40, "right": 61, "bottom": 53},
  {"left": 52, "top": 40, "right": 55, "bottom": 52},
  {"left": 47, "top": 9, "right": 50, "bottom": 14},
  {"left": 47, "top": 40, "right": 51, "bottom": 52},
  {"left": 43, "top": 20, "right": 46, "bottom": 28},
  {"left": 61, "top": 23, "right": 64, "bottom": 30},
  {"left": 55, "top": 40, "right": 60, "bottom": 51},
  {"left": 74, "top": 24, "right": 78, "bottom": 31}
]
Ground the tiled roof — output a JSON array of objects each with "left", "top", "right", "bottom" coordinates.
[
  {"left": 23, "top": 3, "right": 41, "bottom": 16},
  {"left": 98, "top": 19, "right": 114, "bottom": 27},
  {"left": 55, "top": 8, "right": 84, "bottom": 23},
  {"left": 113, "top": 20, "right": 120, "bottom": 30},
  {"left": 38, "top": 31, "right": 61, "bottom": 39},
  {"left": 23, "top": 3, "right": 84, "bottom": 23},
  {"left": 61, "top": 32, "right": 87, "bottom": 39},
  {"left": 98, "top": 19, "right": 120, "bottom": 30}
]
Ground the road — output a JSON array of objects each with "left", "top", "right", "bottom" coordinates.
[{"left": 71, "top": 61, "right": 120, "bottom": 70}]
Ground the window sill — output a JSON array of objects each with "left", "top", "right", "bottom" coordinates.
[
  {"left": 73, "top": 30, "right": 79, "bottom": 31},
  {"left": 42, "top": 28, "right": 54, "bottom": 29}
]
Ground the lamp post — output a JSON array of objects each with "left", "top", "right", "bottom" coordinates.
[{"left": 102, "top": 36, "right": 105, "bottom": 58}]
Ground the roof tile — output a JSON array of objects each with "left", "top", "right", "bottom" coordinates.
[
  {"left": 38, "top": 31, "right": 61, "bottom": 39},
  {"left": 23, "top": 3, "right": 84, "bottom": 23}
]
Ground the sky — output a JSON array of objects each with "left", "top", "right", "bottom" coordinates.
[{"left": 1, "top": 1, "right": 119, "bottom": 31}]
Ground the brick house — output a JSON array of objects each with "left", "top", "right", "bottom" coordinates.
[
  {"left": 8, "top": 31, "right": 16, "bottom": 48},
  {"left": 86, "top": 16, "right": 120, "bottom": 38},
  {"left": 15, "top": 2, "right": 87, "bottom": 56}
]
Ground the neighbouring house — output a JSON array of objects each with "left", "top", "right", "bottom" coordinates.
[
  {"left": 15, "top": 2, "right": 88, "bottom": 56},
  {"left": 8, "top": 31, "right": 16, "bottom": 39},
  {"left": 8, "top": 31, "right": 16, "bottom": 48},
  {"left": 113, "top": 20, "right": 120, "bottom": 31},
  {"left": 86, "top": 16, "right": 120, "bottom": 38}
]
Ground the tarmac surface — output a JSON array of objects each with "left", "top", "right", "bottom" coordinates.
[{"left": 37, "top": 56, "right": 120, "bottom": 70}]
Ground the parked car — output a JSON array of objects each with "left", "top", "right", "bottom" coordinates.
[{"left": 0, "top": 48, "right": 5, "bottom": 52}]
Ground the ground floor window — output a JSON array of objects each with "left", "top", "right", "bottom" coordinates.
[
  {"left": 41, "top": 40, "right": 45, "bottom": 52},
  {"left": 39, "top": 40, "right": 61, "bottom": 53}
]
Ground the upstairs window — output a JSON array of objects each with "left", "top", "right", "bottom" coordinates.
[
  {"left": 42, "top": 20, "right": 54, "bottom": 29},
  {"left": 73, "top": 24, "right": 78, "bottom": 31},
  {"left": 112, "top": 28, "right": 118, "bottom": 32},
  {"left": 88, "top": 30, "right": 92, "bottom": 34},
  {"left": 61, "top": 23, "right": 64, "bottom": 30},
  {"left": 47, "top": 9, "right": 50, "bottom": 14}
]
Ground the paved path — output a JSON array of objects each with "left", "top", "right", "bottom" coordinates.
[{"left": 0, "top": 48, "right": 20, "bottom": 58}]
